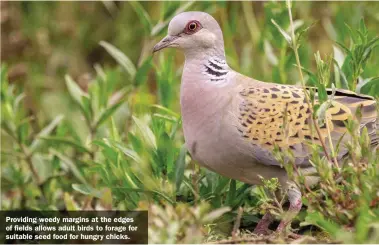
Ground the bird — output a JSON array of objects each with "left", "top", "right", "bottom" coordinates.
[{"left": 152, "top": 11, "right": 378, "bottom": 234}]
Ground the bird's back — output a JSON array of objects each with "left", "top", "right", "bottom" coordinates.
[{"left": 232, "top": 72, "right": 378, "bottom": 167}]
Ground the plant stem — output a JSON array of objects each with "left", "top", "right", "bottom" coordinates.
[
  {"left": 5, "top": 128, "right": 48, "bottom": 203},
  {"left": 232, "top": 206, "right": 243, "bottom": 240},
  {"left": 19, "top": 143, "right": 47, "bottom": 203},
  {"left": 286, "top": 0, "right": 337, "bottom": 166},
  {"left": 326, "top": 119, "right": 339, "bottom": 167}
]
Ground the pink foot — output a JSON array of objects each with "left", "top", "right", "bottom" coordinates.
[
  {"left": 276, "top": 188, "right": 302, "bottom": 233},
  {"left": 253, "top": 212, "right": 274, "bottom": 235},
  {"left": 288, "top": 232, "right": 302, "bottom": 239}
]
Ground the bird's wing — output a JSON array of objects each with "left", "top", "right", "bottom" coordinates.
[
  {"left": 236, "top": 83, "right": 377, "bottom": 166},
  {"left": 331, "top": 89, "right": 378, "bottom": 147}
]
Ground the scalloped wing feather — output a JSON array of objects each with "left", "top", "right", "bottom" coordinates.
[{"left": 237, "top": 84, "right": 378, "bottom": 165}]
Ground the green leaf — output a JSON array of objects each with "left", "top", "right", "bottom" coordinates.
[
  {"left": 91, "top": 139, "right": 110, "bottom": 149},
  {"left": 132, "top": 116, "right": 157, "bottom": 150},
  {"left": 81, "top": 95, "right": 93, "bottom": 124},
  {"left": 175, "top": 144, "right": 187, "bottom": 191},
  {"left": 94, "top": 100, "right": 125, "bottom": 129},
  {"left": 152, "top": 113, "right": 177, "bottom": 123},
  {"left": 366, "top": 36, "right": 379, "bottom": 50},
  {"left": 50, "top": 149, "right": 88, "bottom": 185},
  {"left": 305, "top": 211, "right": 340, "bottom": 236},
  {"left": 30, "top": 115, "right": 64, "bottom": 152},
  {"left": 40, "top": 136, "right": 91, "bottom": 154},
  {"left": 65, "top": 75, "right": 88, "bottom": 107},
  {"left": 128, "top": 133, "right": 142, "bottom": 153},
  {"left": 100, "top": 41, "right": 136, "bottom": 79},
  {"left": 214, "top": 177, "right": 231, "bottom": 194},
  {"left": 134, "top": 56, "right": 153, "bottom": 87},
  {"left": 109, "top": 117, "right": 120, "bottom": 142},
  {"left": 227, "top": 179, "right": 236, "bottom": 205},
  {"left": 296, "top": 21, "right": 317, "bottom": 46},
  {"left": 345, "top": 23, "right": 359, "bottom": 45},
  {"left": 356, "top": 77, "right": 379, "bottom": 95},
  {"left": 14, "top": 93, "right": 26, "bottom": 111},
  {"left": 106, "top": 139, "right": 143, "bottom": 164},
  {"left": 17, "top": 118, "right": 29, "bottom": 144},
  {"left": 112, "top": 187, "right": 174, "bottom": 204},
  {"left": 202, "top": 207, "right": 231, "bottom": 223},
  {"left": 335, "top": 41, "right": 352, "bottom": 56},
  {"left": 333, "top": 45, "right": 345, "bottom": 67},
  {"left": 65, "top": 75, "right": 92, "bottom": 123},
  {"left": 271, "top": 19, "right": 292, "bottom": 46},
  {"left": 332, "top": 58, "right": 349, "bottom": 90},
  {"left": 296, "top": 65, "right": 317, "bottom": 85},
  {"left": 129, "top": 2, "right": 152, "bottom": 34},
  {"left": 72, "top": 184, "right": 101, "bottom": 198},
  {"left": 151, "top": 104, "right": 180, "bottom": 118},
  {"left": 317, "top": 83, "right": 328, "bottom": 103},
  {"left": 64, "top": 192, "right": 79, "bottom": 211},
  {"left": 317, "top": 85, "right": 335, "bottom": 126}
]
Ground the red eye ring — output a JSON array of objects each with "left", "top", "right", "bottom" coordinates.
[{"left": 184, "top": 20, "right": 202, "bottom": 34}]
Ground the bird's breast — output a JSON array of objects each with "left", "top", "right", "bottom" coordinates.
[
  {"left": 180, "top": 80, "right": 228, "bottom": 158},
  {"left": 179, "top": 76, "right": 294, "bottom": 186},
  {"left": 179, "top": 78, "right": 256, "bottom": 178}
]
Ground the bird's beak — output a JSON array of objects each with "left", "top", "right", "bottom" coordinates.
[{"left": 152, "top": 35, "right": 178, "bottom": 53}]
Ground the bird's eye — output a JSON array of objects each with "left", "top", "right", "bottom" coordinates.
[
  {"left": 185, "top": 20, "right": 202, "bottom": 34},
  {"left": 189, "top": 22, "right": 197, "bottom": 30}
]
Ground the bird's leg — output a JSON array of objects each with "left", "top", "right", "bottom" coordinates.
[
  {"left": 276, "top": 186, "right": 302, "bottom": 233},
  {"left": 253, "top": 211, "right": 274, "bottom": 235}
]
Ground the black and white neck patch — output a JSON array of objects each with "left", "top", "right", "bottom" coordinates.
[{"left": 203, "top": 57, "right": 229, "bottom": 85}]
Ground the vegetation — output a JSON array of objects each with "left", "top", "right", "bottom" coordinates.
[{"left": 1, "top": 1, "right": 378, "bottom": 243}]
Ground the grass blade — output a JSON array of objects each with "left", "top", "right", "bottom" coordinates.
[
  {"left": 175, "top": 144, "right": 187, "bottom": 191},
  {"left": 30, "top": 115, "right": 64, "bottom": 152},
  {"left": 40, "top": 136, "right": 91, "bottom": 154},
  {"left": 100, "top": 41, "right": 136, "bottom": 79},
  {"left": 94, "top": 100, "right": 125, "bottom": 129}
]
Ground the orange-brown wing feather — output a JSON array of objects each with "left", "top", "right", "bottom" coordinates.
[{"left": 237, "top": 85, "right": 378, "bottom": 161}]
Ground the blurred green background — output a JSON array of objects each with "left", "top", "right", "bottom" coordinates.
[
  {"left": 1, "top": 1, "right": 379, "bottom": 243},
  {"left": 3, "top": 1, "right": 379, "bottom": 113},
  {"left": 2, "top": 1, "right": 379, "bottom": 118}
]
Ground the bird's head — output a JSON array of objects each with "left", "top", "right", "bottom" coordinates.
[{"left": 153, "top": 11, "right": 225, "bottom": 58}]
